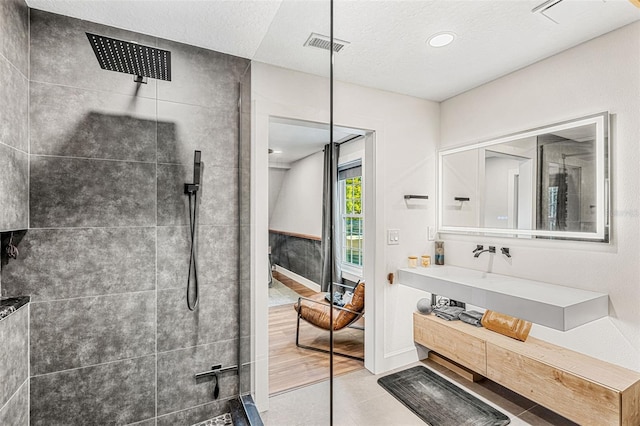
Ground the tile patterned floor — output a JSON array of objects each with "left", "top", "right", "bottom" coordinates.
[
  {"left": 268, "top": 278, "right": 302, "bottom": 307},
  {"left": 262, "top": 359, "right": 579, "bottom": 426}
]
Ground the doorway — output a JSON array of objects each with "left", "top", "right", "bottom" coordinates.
[
  {"left": 250, "top": 70, "right": 383, "bottom": 411},
  {"left": 267, "top": 117, "right": 368, "bottom": 395}
]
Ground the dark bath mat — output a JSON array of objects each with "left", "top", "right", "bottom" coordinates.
[{"left": 377, "top": 365, "right": 510, "bottom": 426}]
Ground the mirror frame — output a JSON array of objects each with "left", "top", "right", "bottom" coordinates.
[{"left": 437, "top": 112, "right": 610, "bottom": 242}]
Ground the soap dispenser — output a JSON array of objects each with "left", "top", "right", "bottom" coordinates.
[{"left": 435, "top": 241, "right": 444, "bottom": 265}]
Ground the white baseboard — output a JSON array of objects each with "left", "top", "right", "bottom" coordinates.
[
  {"left": 274, "top": 266, "right": 321, "bottom": 292},
  {"left": 381, "top": 346, "right": 422, "bottom": 372}
]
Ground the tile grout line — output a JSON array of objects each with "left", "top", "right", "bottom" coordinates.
[
  {"left": 155, "top": 96, "right": 240, "bottom": 114},
  {"left": 22, "top": 281, "right": 239, "bottom": 306},
  {"left": 0, "top": 300, "right": 29, "bottom": 322},
  {"left": 0, "top": 306, "right": 30, "bottom": 415},
  {"left": 0, "top": 47, "right": 28, "bottom": 81},
  {"left": 27, "top": 225, "right": 158, "bottom": 230},
  {"left": 155, "top": 396, "right": 236, "bottom": 422},
  {"left": 28, "top": 78, "right": 241, "bottom": 111},
  {"left": 0, "top": 377, "right": 29, "bottom": 415},
  {"left": 28, "top": 79, "right": 157, "bottom": 101},
  {"left": 158, "top": 161, "right": 240, "bottom": 169},
  {"left": 27, "top": 8, "right": 31, "bottom": 420},
  {"left": 30, "top": 353, "right": 155, "bottom": 379},
  {"left": 125, "top": 417, "right": 156, "bottom": 426},
  {"left": 156, "top": 337, "right": 239, "bottom": 356},
  {"left": 0, "top": 139, "right": 28, "bottom": 155},
  {"left": 156, "top": 281, "right": 240, "bottom": 293},
  {"left": 27, "top": 3, "right": 31, "bottom": 237},
  {"left": 30, "top": 152, "right": 157, "bottom": 165},
  {"left": 29, "top": 289, "right": 157, "bottom": 305}
]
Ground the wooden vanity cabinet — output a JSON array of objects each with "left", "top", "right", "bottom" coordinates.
[
  {"left": 413, "top": 311, "right": 487, "bottom": 375},
  {"left": 413, "top": 312, "right": 640, "bottom": 425}
]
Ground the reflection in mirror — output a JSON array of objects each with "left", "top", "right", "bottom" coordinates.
[
  {"left": 484, "top": 147, "right": 534, "bottom": 230},
  {"left": 441, "top": 149, "right": 479, "bottom": 228},
  {"left": 438, "top": 113, "right": 608, "bottom": 241},
  {"left": 536, "top": 124, "right": 596, "bottom": 233}
]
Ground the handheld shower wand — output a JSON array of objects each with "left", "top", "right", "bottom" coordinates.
[
  {"left": 185, "top": 151, "right": 202, "bottom": 311},
  {"left": 185, "top": 150, "right": 201, "bottom": 193}
]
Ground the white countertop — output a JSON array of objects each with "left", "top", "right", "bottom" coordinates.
[{"left": 398, "top": 265, "right": 608, "bottom": 331}]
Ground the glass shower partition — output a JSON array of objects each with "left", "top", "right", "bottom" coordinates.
[
  {"left": 237, "top": 61, "right": 256, "bottom": 420},
  {"left": 241, "top": 0, "right": 335, "bottom": 422}
]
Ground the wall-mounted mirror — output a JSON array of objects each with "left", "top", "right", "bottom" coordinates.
[{"left": 438, "top": 112, "right": 609, "bottom": 241}]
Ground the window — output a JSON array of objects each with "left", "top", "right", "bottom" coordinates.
[{"left": 339, "top": 162, "right": 363, "bottom": 270}]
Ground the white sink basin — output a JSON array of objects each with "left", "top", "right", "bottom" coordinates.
[{"left": 398, "top": 265, "right": 608, "bottom": 331}]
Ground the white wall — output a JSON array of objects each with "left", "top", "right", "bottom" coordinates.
[
  {"left": 339, "top": 137, "right": 365, "bottom": 164},
  {"left": 268, "top": 168, "right": 286, "bottom": 224},
  {"left": 334, "top": 73, "right": 440, "bottom": 369},
  {"left": 253, "top": 25, "right": 640, "bottom": 415},
  {"left": 484, "top": 156, "right": 521, "bottom": 228},
  {"left": 441, "top": 149, "right": 479, "bottom": 227},
  {"left": 269, "top": 151, "right": 324, "bottom": 236},
  {"left": 440, "top": 22, "right": 640, "bottom": 371},
  {"left": 252, "top": 62, "right": 439, "bottom": 410}
]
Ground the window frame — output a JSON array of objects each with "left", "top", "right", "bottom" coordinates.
[{"left": 338, "top": 163, "right": 363, "bottom": 276}]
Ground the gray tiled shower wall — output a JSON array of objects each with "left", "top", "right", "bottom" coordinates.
[
  {"left": 0, "top": 7, "right": 250, "bottom": 425},
  {"left": 0, "top": 0, "right": 29, "bottom": 237},
  {"left": 0, "top": 304, "right": 29, "bottom": 425},
  {"left": 0, "top": 0, "right": 29, "bottom": 423},
  {"left": 269, "top": 232, "right": 322, "bottom": 285}
]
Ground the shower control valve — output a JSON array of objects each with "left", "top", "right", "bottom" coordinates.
[{"left": 184, "top": 183, "right": 199, "bottom": 194}]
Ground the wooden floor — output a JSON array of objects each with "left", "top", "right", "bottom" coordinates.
[{"left": 269, "top": 272, "right": 365, "bottom": 396}]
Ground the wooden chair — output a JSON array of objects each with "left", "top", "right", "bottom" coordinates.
[{"left": 293, "top": 282, "right": 365, "bottom": 361}]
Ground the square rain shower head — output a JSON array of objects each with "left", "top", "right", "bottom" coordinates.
[{"left": 86, "top": 33, "right": 171, "bottom": 82}]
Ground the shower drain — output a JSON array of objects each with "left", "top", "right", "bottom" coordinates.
[{"left": 192, "top": 412, "right": 233, "bottom": 426}]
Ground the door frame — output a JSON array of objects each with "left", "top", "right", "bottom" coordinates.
[{"left": 250, "top": 92, "right": 384, "bottom": 411}]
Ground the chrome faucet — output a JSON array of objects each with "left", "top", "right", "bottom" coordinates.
[
  {"left": 473, "top": 245, "right": 495, "bottom": 258},
  {"left": 501, "top": 247, "right": 511, "bottom": 258},
  {"left": 472, "top": 244, "right": 484, "bottom": 255}
]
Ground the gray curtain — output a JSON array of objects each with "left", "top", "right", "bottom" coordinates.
[
  {"left": 320, "top": 142, "right": 341, "bottom": 292},
  {"left": 555, "top": 158, "right": 569, "bottom": 230}
]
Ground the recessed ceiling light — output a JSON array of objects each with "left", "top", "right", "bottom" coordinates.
[{"left": 427, "top": 32, "right": 456, "bottom": 48}]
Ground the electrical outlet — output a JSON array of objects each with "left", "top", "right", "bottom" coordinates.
[{"left": 427, "top": 226, "right": 437, "bottom": 241}]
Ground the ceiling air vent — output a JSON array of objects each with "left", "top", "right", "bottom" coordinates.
[{"left": 304, "top": 33, "right": 350, "bottom": 53}]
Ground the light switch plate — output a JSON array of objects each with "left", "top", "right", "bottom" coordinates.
[
  {"left": 387, "top": 229, "right": 400, "bottom": 245},
  {"left": 428, "top": 226, "right": 437, "bottom": 241}
]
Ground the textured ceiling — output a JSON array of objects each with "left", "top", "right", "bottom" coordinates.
[
  {"left": 269, "top": 118, "right": 363, "bottom": 166},
  {"left": 25, "top": 0, "right": 283, "bottom": 59},
  {"left": 26, "top": 0, "right": 640, "bottom": 101}
]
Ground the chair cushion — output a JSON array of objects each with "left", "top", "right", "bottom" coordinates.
[
  {"left": 345, "top": 282, "right": 365, "bottom": 313},
  {"left": 294, "top": 293, "right": 334, "bottom": 329},
  {"left": 334, "top": 281, "right": 365, "bottom": 329},
  {"left": 294, "top": 282, "right": 365, "bottom": 331}
]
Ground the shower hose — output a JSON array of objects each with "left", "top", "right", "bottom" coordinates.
[{"left": 187, "top": 191, "right": 199, "bottom": 311}]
